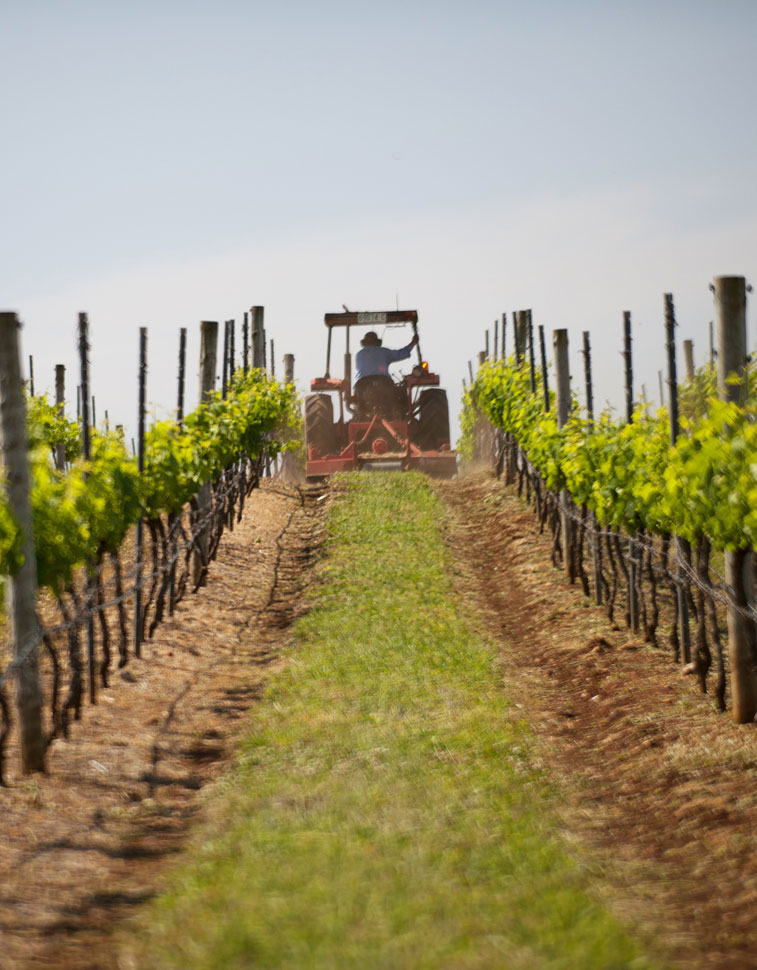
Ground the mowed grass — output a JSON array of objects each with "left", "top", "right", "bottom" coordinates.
[{"left": 125, "top": 473, "right": 660, "bottom": 970}]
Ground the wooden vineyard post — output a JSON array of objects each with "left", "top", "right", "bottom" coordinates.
[
  {"left": 251, "top": 306, "right": 265, "bottom": 369},
  {"left": 280, "top": 355, "right": 297, "bottom": 481},
  {"left": 527, "top": 310, "right": 536, "bottom": 394},
  {"left": 169, "top": 328, "right": 187, "bottom": 617},
  {"left": 177, "top": 328, "right": 187, "bottom": 426},
  {"left": 78, "top": 314, "right": 97, "bottom": 702},
  {"left": 55, "top": 364, "right": 66, "bottom": 471},
  {"left": 78, "top": 318, "right": 91, "bottom": 455},
  {"left": 683, "top": 339, "right": 695, "bottom": 380},
  {"left": 28, "top": 354, "right": 34, "bottom": 396},
  {"left": 516, "top": 311, "right": 529, "bottom": 366},
  {"left": 709, "top": 321, "right": 715, "bottom": 368},
  {"left": 0, "top": 312, "right": 45, "bottom": 773},
  {"left": 493, "top": 319, "right": 498, "bottom": 362},
  {"left": 501, "top": 312, "right": 507, "bottom": 359},
  {"left": 539, "top": 325, "right": 549, "bottom": 411},
  {"left": 513, "top": 312, "right": 522, "bottom": 364},
  {"left": 221, "top": 322, "right": 228, "bottom": 398},
  {"left": 623, "top": 312, "right": 639, "bottom": 633},
  {"left": 665, "top": 294, "right": 692, "bottom": 665},
  {"left": 553, "top": 329, "right": 573, "bottom": 582},
  {"left": 259, "top": 316, "right": 270, "bottom": 477},
  {"left": 269, "top": 338, "right": 276, "bottom": 476},
  {"left": 484, "top": 329, "right": 489, "bottom": 360},
  {"left": 623, "top": 312, "right": 633, "bottom": 422},
  {"left": 583, "top": 330, "right": 602, "bottom": 606},
  {"left": 553, "top": 330, "right": 571, "bottom": 423},
  {"left": 243, "top": 312, "right": 249, "bottom": 375},
  {"left": 134, "top": 328, "right": 147, "bottom": 656},
  {"left": 714, "top": 275, "right": 757, "bottom": 723},
  {"left": 520, "top": 311, "right": 531, "bottom": 368},
  {"left": 583, "top": 331, "right": 594, "bottom": 421},
  {"left": 467, "top": 360, "right": 474, "bottom": 384},
  {"left": 229, "top": 319, "right": 235, "bottom": 383},
  {"left": 199, "top": 321, "right": 218, "bottom": 400},
  {"left": 191, "top": 321, "right": 218, "bottom": 589}
]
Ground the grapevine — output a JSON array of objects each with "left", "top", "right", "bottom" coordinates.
[
  {"left": 0, "top": 371, "right": 298, "bottom": 594},
  {"left": 463, "top": 357, "right": 757, "bottom": 552}
]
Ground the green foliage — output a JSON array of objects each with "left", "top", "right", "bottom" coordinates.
[
  {"left": 679, "top": 364, "right": 716, "bottom": 425},
  {"left": 667, "top": 399, "right": 757, "bottom": 549},
  {"left": 456, "top": 384, "right": 477, "bottom": 461},
  {"left": 277, "top": 374, "right": 304, "bottom": 460},
  {"left": 30, "top": 448, "right": 96, "bottom": 592},
  {"left": 142, "top": 370, "right": 295, "bottom": 517},
  {"left": 0, "top": 492, "right": 22, "bottom": 580},
  {"left": 0, "top": 372, "right": 296, "bottom": 591},
  {"left": 26, "top": 393, "right": 81, "bottom": 462},
  {"left": 470, "top": 356, "right": 757, "bottom": 550}
]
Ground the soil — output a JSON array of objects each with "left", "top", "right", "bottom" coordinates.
[
  {"left": 0, "top": 481, "right": 328, "bottom": 970},
  {"left": 1, "top": 472, "right": 756, "bottom": 970},
  {"left": 437, "top": 473, "right": 757, "bottom": 970}
]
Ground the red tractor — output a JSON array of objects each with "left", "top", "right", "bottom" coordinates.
[{"left": 305, "top": 309, "right": 457, "bottom": 479}]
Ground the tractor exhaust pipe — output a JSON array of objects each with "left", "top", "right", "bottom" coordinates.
[
  {"left": 344, "top": 323, "right": 352, "bottom": 387},
  {"left": 325, "top": 326, "right": 333, "bottom": 378}
]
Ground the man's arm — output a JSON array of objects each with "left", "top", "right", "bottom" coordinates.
[{"left": 385, "top": 335, "right": 419, "bottom": 364}]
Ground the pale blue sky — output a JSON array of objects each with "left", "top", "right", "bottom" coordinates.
[{"left": 5, "top": 0, "right": 757, "bottom": 436}]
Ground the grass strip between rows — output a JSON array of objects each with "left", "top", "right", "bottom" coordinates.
[{"left": 127, "top": 473, "right": 659, "bottom": 970}]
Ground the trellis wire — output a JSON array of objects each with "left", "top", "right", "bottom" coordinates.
[
  {"left": 0, "top": 450, "right": 269, "bottom": 778},
  {"left": 492, "top": 432, "right": 750, "bottom": 715}
]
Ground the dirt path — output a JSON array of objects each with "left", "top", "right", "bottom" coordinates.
[
  {"left": 0, "top": 481, "right": 327, "bottom": 970},
  {"left": 3, "top": 473, "right": 756, "bottom": 969},
  {"left": 437, "top": 474, "right": 757, "bottom": 970}
]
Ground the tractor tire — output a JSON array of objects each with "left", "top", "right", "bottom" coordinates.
[
  {"left": 305, "top": 394, "right": 335, "bottom": 457},
  {"left": 416, "top": 389, "right": 450, "bottom": 452}
]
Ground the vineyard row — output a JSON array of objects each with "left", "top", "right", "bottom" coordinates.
[
  {"left": 462, "top": 276, "right": 757, "bottom": 724},
  {"left": 0, "top": 310, "right": 299, "bottom": 781}
]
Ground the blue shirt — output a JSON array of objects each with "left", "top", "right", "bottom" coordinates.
[{"left": 355, "top": 343, "right": 413, "bottom": 382}]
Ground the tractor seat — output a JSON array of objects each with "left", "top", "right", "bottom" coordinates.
[{"left": 353, "top": 375, "right": 404, "bottom": 422}]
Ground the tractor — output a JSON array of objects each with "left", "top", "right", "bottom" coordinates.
[{"left": 304, "top": 309, "right": 457, "bottom": 479}]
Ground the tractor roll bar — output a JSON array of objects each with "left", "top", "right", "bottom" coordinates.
[{"left": 324, "top": 310, "right": 418, "bottom": 327}]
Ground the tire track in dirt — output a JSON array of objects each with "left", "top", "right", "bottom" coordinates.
[
  {"left": 437, "top": 473, "right": 757, "bottom": 970},
  {"left": 0, "top": 481, "right": 328, "bottom": 970}
]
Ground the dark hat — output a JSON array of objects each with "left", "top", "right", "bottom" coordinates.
[{"left": 361, "top": 331, "right": 381, "bottom": 347}]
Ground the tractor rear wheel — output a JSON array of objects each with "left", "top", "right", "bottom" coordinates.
[
  {"left": 416, "top": 389, "right": 450, "bottom": 451},
  {"left": 305, "top": 394, "right": 335, "bottom": 457}
]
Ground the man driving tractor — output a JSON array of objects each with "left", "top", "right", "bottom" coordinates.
[{"left": 354, "top": 330, "right": 419, "bottom": 382}]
